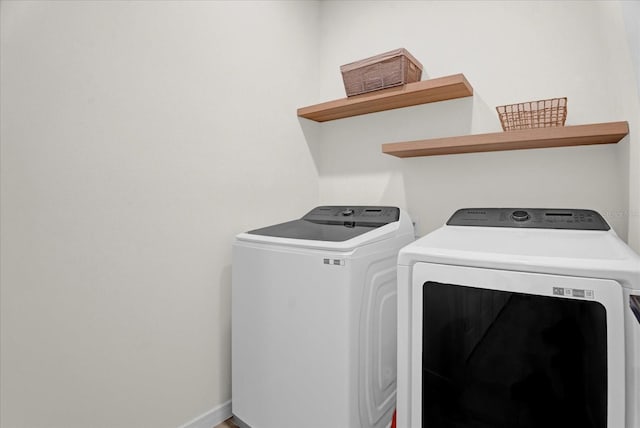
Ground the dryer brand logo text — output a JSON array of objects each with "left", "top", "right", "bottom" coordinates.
[{"left": 323, "top": 258, "right": 345, "bottom": 266}]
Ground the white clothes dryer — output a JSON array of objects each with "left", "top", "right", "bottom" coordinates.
[
  {"left": 232, "top": 206, "right": 414, "bottom": 428},
  {"left": 396, "top": 208, "right": 640, "bottom": 428}
]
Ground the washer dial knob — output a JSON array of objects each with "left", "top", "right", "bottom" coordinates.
[{"left": 511, "top": 210, "right": 530, "bottom": 222}]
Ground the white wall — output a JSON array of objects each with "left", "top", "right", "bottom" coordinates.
[
  {"left": 312, "top": 0, "right": 640, "bottom": 248},
  {"left": 0, "top": 1, "right": 319, "bottom": 427}
]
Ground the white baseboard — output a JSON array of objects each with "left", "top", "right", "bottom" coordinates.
[{"left": 178, "top": 400, "right": 232, "bottom": 428}]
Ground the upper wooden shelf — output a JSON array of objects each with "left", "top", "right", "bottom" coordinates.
[
  {"left": 382, "top": 121, "right": 629, "bottom": 158},
  {"left": 297, "top": 74, "right": 473, "bottom": 122}
]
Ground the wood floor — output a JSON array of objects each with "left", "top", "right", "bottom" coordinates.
[{"left": 214, "top": 418, "right": 238, "bottom": 428}]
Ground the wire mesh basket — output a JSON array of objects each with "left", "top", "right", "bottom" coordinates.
[{"left": 496, "top": 97, "right": 567, "bottom": 131}]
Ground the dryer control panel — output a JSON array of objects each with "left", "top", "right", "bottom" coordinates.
[{"left": 447, "top": 208, "right": 610, "bottom": 230}]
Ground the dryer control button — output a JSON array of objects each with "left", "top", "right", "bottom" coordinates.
[
  {"left": 511, "top": 210, "right": 530, "bottom": 222},
  {"left": 341, "top": 209, "right": 354, "bottom": 216}
]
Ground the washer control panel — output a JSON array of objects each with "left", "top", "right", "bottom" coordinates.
[
  {"left": 303, "top": 206, "right": 400, "bottom": 226},
  {"left": 447, "top": 208, "right": 610, "bottom": 230}
]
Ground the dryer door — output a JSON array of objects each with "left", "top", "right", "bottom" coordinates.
[{"left": 409, "top": 263, "right": 625, "bottom": 428}]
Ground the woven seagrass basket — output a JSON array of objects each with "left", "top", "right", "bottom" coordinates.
[{"left": 340, "top": 48, "right": 423, "bottom": 97}]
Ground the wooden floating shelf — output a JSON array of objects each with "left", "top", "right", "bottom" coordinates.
[
  {"left": 381, "top": 121, "right": 629, "bottom": 158},
  {"left": 297, "top": 74, "right": 473, "bottom": 122}
]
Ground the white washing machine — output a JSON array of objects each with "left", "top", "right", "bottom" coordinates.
[
  {"left": 396, "top": 208, "right": 640, "bottom": 428},
  {"left": 232, "top": 206, "right": 414, "bottom": 428}
]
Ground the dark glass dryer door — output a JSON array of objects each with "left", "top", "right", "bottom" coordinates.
[{"left": 413, "top": 264, "right": 626, "bottom": 428}]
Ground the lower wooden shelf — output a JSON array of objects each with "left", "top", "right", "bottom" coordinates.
[{"left": 381, "top": 121, "right": 629, "bottom": 158}]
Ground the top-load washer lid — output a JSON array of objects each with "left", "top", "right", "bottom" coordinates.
[
  {"left": 447, "top": 208, "right": 610, "bottom": 230},
  {"left": 247, "top": 206, "right": 400, "bottom": 242}
]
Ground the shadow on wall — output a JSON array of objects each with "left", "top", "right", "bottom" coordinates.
[
  {"left": 219, "top": 263, "right": 232, "bottom": 396},
  {"left": 298, "top": 118, "right": 322, "bottom": 176},
  {"left": 298, "top": 96, "right": 475, "bottom": 176},
  {"left": 399, "top": 140, "right": 629, "bottom": 239}
]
